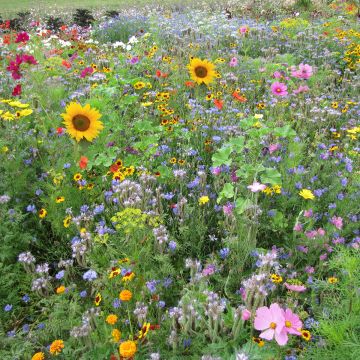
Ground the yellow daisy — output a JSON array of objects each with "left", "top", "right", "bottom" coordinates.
[
  {"left": 61, "top": 102, "right": 103, "bottom": 142},
  {"left": 187, "top": 58, "right": 216, "bottom": 85}
]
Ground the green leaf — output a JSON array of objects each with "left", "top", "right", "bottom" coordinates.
[
  {"left": 134, "top": 120, "right": 154, "bottom": 132},
  {"left": 226, "top": 136, "right": 244, "bottom": 153},
  {"left": 212, "top": 146, "right": 232, "bottom": 167},
  {"left": 274, "top": 125, "right": 297, "bottom": 138},
  {"left": 235, "top": 198, "right": 252, "bottom": 215},
  {"left": 260, "top": 168, "right": 282, "bottom": 185},
  {"left": 217, "top": 183, "right": 235, "bottom": 203}
]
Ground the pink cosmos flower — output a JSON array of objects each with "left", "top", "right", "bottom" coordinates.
[
  {"left": 254, "top": 303, "right": 288, "bottom": 345},
  {"left": 284, "top": 283, "right": 306, "bottom": 292},
  {"left": 242, "top": 309, "right": 251, "bottom": 321},
  {"left": 247, "top": 181, "right": 266, "bottom": 193},
  {"left": 291, "top": 63, "right": 313, "bottom": 79},
  {"left": 317, "top": 228, "right": 325, "bottom": 236},
  {"left": 271, "top": 82, "right": 288, "bottom": 96},
  {"left": 293, "top": 85, "right": 310, "bottom": 94},
  {"left": 283, "top": 309, "right": 302, "bottom": 336},
  {"left": 229, "top": 57, "right": 238, "bottom": 67},
  {"left": 273, "top": 71, "right": 282, "bottom": 79},
  {"left": 330, "top": 216, "right": 343, "bottom": 229}
]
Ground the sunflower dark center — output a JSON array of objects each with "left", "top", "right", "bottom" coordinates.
[
  {"left": 194, "top": 66, "right": 208, "bottom": 78},
  {"left": 72, "top": 115, "right": 90, "bottom": 131}
]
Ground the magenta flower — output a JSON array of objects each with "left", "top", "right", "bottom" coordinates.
[
  {"left": 247, "top": 181, "right": 266, "bottom": 192},
  {"left": 330, "top": 216, "right": 343, "bottom": 229},
  {"left": 271, "top": 82, "right": 288, "bottom": 96},
  {"left": 15, "top": 32, "right": 30, "bottom": 43},
  {"left": 269, "top": 143, "right": 280, "bottom": 154},
  {"left": 283, "top": 308, "right": 302, "bottom": 335},
  {"left": 284, "top": 283, "right": 306, "bottom": 292},
  {"left": 273, "top": 71, "right": 282, "bottom": 79},
  {"left": 80, "top": 67, "right": 94, "bottom": 78},
  {"left": 293, "top": 223, "right": 303, "bottom": 232},
  {"left": 254, "top": 303, "right": 288, "bottom": 346},
  {"left": 291, "top": 63, "right": 313, "bottom": 79}
]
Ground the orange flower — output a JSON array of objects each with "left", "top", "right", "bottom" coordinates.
[
  {"left": 49, "top": 339, "right": 64, "bottom": 355},
  {"left": 56, "top": 285, "right": 66, "bottom": 294},
  {"left": 119, "top": 290, "right": 132, "bottom": 301},
  {"left": 106, "top": 314, "right": 118, "bottom": 325},
  {"left": 119, "top": 340, "right": 137, "bottom": 358},
  {"left": 185, "top": 81, "right": 195, "bottom": 88}
]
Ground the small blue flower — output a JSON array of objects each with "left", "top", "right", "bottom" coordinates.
[
  {"left": 4, "top": 304, "right": 13, "bottom": 312},
  {"left": 22, "top": 294, "right": 30, "bottom": 303},
  {"left": 80, "top": 290, "right": 87, "bottom": 298},
  {"left": 219, "top": 247, "right": 230, "bottom": 259},
  {"left": 55, "top": 270, "right": 65, "bottom": 280}
]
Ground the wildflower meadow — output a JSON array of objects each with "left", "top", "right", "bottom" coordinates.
[{"left": 0, "top": 1, "right": 359, "bottom": 359}]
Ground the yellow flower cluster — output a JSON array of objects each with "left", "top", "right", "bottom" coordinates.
[{"left": 1, "top": 100, "right": 33, "bottom": 121}]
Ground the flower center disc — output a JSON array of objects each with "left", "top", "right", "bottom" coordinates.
[
  {"left": 195, "top": 66, "right": 208, "bottom": 78},
  {"left": 270, "top": 322, "right": 277, "bottom": 329},
  {"left": 285, "top": 321, "right": 292, "bottom": 328},
  {"left": 72, "top": 115, "right": 90, "bottom": 131}
]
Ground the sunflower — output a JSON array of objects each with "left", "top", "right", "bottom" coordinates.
[
  {"left": 61, "top": 102, "right": 103, "bottom": 142},
  {"left": 187, "top": 58, "right": 216, "bottom": 85}
]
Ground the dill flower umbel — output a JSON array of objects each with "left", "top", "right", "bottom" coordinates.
[
  {"left": 119, "top": 340, "right": 137, "bottom": 358},
  {"left": 49, "top": 339, "right": 64, "bottom": 355}
]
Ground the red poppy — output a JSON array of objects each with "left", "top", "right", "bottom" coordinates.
[
  {"left": 110, "top": 164, "right": 119, "bottom": 173},
  {"left": 232, "top": 92, "right": 247, "bottom": 102},
  {"left": 79, "top": 156, "right": 88, "bottom": 169},
  {"left": 213, "top": 99, "right": 224, "bottom": 110},
  {"left": 62, "top": 60, "right": 71, "bottom": 69},
  {"left": 185, "top": 81, "right": 195, "bottom": 88}
]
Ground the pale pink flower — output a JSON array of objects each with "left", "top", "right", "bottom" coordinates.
[
  {"left": 319, "top": 253, "right": 328, "bottom": 261},
  {"left": 271, "top": 82, "right": 288, "bottom": 96},
  {"left": 273, "top": 71, "right": 282, "bottom": 79},
  {"left": 247, "top": 181, "right": 266, "bottom": 193},
  {"left": 229, "top": 57, "right": 238, "bottom": 67},
  {"left": 242, "top": 309, "right": 251, "bottom": 321},
  {"left": 283, "top": 309, "right": 302, "bottom": 335},
  {"left": 293, "top": 85, "right": 310, "bottom": 94},
  {"left": 269, "top": 143, "right": 281, "bottom": 154},
  {"left": 304, "top": 209, "right": 313, "bottom": 218},
  {"left": 284, "top": 283, "right": 306, "bottom": 292},
  {"left": 330, "top": 216, "right": 343, "bottom": 229},
  {"left": 305, "top": 230, "right": 318, "bottom": 239},
  {"left": 291, "top": 63, "right": 313, "bottom": 79},
  {"left": 293, "top": 223, "right": 303, "bottom": 232},
  {"left": 317, "top": 228, "right": 325, "bottom": 236},
  {"left": 305, "top": 266, "right": 315, "bottom": 274},
  {"left": 239, "top": 26, "right": 249, "bottom": 34},
  {"left": 254, "top": 303, "right": 288, "bottom": 346}
]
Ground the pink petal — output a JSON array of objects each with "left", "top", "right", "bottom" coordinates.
[
  {"left": 275, "top": 330, "right": 288, "bottom": 346},
  {"left": 259, "top": 328, "right": 274, "bottom": 341}
]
